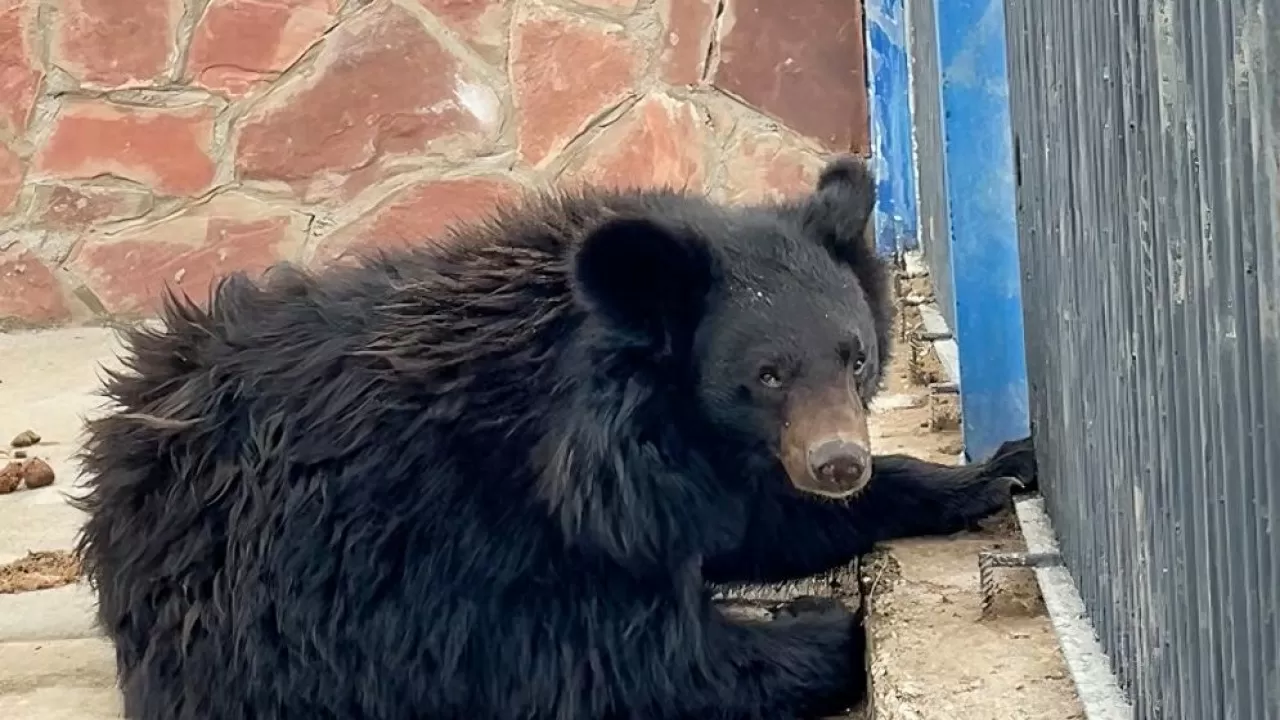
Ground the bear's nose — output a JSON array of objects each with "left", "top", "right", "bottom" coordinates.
[{"left": 807, "top": 439, "right": 872, "bottom": 491}]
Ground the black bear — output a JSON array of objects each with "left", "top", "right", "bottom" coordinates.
[{"left": 75, "top": 156, "right": 1036, "bottom": 720}]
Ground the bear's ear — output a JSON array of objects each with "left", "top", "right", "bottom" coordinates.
[
  {"left": 810, "top": 155, "right": 877, "bottom": 247},
  {"left": 801, "top": 155, "right": 882, "bottom": 282},
  {"left": 802, "top": 155, "right": 894, "bottom": 370},
  {"left": 573, "top": 216, "right": 715, "bottom": 344}
]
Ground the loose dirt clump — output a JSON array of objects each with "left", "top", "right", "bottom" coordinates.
[
  {"left": 0, "top": 457, "right": 57, "bottom": 493},
  {"left": 19, "top": 457, "right": 55, "bottom": 488},
  {"left": 0, "top": 550, "right": 82, "bottom": 594},
  {"left": 927, "top": 393, "right": 961, "bottom": 432},
  {"left": 0, "top": 462, "right": 21, "bottom": 494}
]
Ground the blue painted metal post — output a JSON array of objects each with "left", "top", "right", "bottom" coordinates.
[
  {"left": 865, "top": 0, "right": 919, "bottom": 257},
  {"left": 932, "top": 0, "right": 1029, "bottom": 461}
]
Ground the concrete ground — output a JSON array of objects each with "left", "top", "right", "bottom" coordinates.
[
  {"left": 858, "top": 303, "right": 1085, "bottom": 720},
  {"left": 0, "top": 327, "right": 124, "bottom": 717}
]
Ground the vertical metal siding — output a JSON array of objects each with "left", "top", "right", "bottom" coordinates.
[
  {"left": 905, "top": 0, "right": 955, "bottom": 327},
  {"left": 1005, "top": 0, "right": 1280, "bottom": 717}
]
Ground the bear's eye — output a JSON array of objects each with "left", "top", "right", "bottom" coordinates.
[{"left": 757, "top": 367, "right": 784, "bottom": 389}]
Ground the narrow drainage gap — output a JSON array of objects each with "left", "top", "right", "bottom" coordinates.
[
  {"left": 711, "top": 557, "right": 870, "bottom": 718},
  {"left": 846, "top": 556, "right": 872, "bottom": 719}
]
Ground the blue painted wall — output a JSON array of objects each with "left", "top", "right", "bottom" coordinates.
[
  {"left": 932, "top": 0, "right": 1029, "bottom": 461},
  {"left": 864, "top": 0, "right": 919, "bottom": 257},
  {"left": 862, "top": 0, "right": 1029, "bottom": 461}
]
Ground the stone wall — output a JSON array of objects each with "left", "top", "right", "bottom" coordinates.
[{"left": 0, "top": 0, "right": 869, "bottom": 327}]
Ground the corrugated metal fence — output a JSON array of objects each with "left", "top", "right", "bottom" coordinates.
[{"left": 1004, "top": 0, "right": 1280, "bottom": 718}]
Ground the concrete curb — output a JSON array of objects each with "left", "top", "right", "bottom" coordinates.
[
  {"left": 1014, "top": 498, "right": 1134, "bottom": 720},
  {"left": 0, "top": 583, "right": 102, "bottom": 643}
]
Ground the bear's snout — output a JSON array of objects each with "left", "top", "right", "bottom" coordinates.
[
  {"left": 806, "top": 438, "right": 872, "bottom": 495},
  {"left": 779, "top": 383, "right": 872, "bottom": 499}
]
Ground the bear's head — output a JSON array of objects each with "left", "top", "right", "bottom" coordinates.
[{"left": 572, "top": 156, "right": 888, "bottom": 501}]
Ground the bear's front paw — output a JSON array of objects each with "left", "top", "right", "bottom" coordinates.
[
  {"left": 983, "top": 436, "right": 1038, "bottom": 494},
  {"left": 954, "top": 475, "right": 1029, "bottom": 532}
]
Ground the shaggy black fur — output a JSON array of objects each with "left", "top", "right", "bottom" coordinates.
[{"left": 75, "top": 156, "right": 1037, "bottom": 720}]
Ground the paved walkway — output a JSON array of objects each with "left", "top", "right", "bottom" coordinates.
[{"left": 0, "top": 328, "right": 124, "bottom": 718}]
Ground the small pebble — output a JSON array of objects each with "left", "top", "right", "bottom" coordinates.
[{"left": 11, "top": 430, "right": 41, "bottom": 448}]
